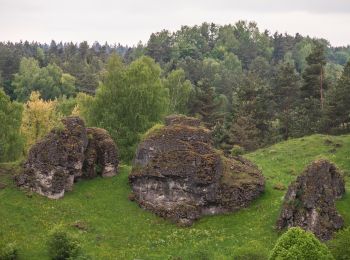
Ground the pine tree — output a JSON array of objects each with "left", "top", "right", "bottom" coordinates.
[
  {"left": 190, "top": 78, "right": 223, "bottom": 128},
  {"left": 272, "top": 61, "right": 301, "bottom": 139},
  {"left": 301, "top": 42, "right": 327, "bottom": 107},
  {"left": 325, "top": 60, "right": 350, "bottom": 132},
  {"left": 297, "top": 42, "right": 327, "bottom": 135}
]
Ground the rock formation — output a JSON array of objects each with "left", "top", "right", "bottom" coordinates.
[
  {"left": 83, "top": 127, "right": 119, "bottom": 178},
  {"left": 276, "top": 159, "right": 345, "bottom": 240},
  {"left": 15, "top": 116, "right": 118, "bottom": 199},
  {"left": 129, "top": 115, "right": 265, "bottom": 226}
]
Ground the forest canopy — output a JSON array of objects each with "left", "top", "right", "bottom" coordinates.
[{"left": 1, "top": 20, "right": 350, "bottom": 161}]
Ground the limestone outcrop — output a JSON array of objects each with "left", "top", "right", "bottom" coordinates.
[
  {"left": 276, "top": 159, "right": 345, "bottom": 240},
  {"left": 15, "top": 116, "right": 118, "bottom": 199},
  {"left": 129, "top": 115, "right": 265, "bottom": 226}
]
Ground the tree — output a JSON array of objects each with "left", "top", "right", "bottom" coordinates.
[
  {"left": 272, "top": 61, "right": 301, "bottom": 139},
  {"left": 228, "top": 113, "right": 260, "bottom": 151},
  {"left": 146, "top": 30, "right": 173, "bottom": 64},
  {"left": 163, "top": 69, "right": 193, "bottom": 114},
  {"left": 231, "top": 72, "right": 273, "bottom": 146},
  {"left": 297, "top": 42, "right": 327, "bottom": 135},
  {"left": 324, "top": 60, "right": 350, "bottom": 132},
  {"left": 0, "top": 89, "right": 24, "bottom": 162},
  {"left": 190, "top": 78, "right": 223, "bottom": 128},
  {"left": 269, "top": 227, "right": 334, "bottom": 260},
  {"left": 301, "top": 42, "right": 327, "bottom": 108},
  {"left": 87, "top": 55, "right": 169, "bottom": 161},
  {"left": 20, "top": 91, "right": 60, "bottom": 153},
  {"left": 12, "top": 57, "right": 76, "bottom": 101}
]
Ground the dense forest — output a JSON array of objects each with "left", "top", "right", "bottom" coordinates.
[{"left": 1, "top": 20, "right": 350, "bottom": 162}]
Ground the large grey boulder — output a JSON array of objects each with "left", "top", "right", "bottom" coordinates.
[{"left": 129, "top": 115, "right": 265, "bottom": 226}]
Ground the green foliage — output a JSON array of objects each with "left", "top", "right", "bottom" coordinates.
[
  {"left": 47, "top": 226, "right": 83, "bottom": 260},
  {"left": 230, "top": 145, "right": 245, "bottom": 156},
  {"left": 190, "top": 78, "right": 223, "bottom": 128},
  {"left": 269, "top": 227, "right": 334, "bottom": 260},
  {"left": 12, "top": 57, "right": 76, "bottom": 101},
  {"left": 86, "top": 55, "right": 169, "bottom": 161},
  {"left": 325, "top": 60, "right": 350, "bottom": 133},
  {"left": 327, "top": 227, "right": 350, "bottom": 260},
  {"left": 164, "top": 69, "right": 193, "bottom": 114},
  {"left": 0, "top": 243, "right": 18, "bottom": 260},
  {"left": 272, "top": 61, "right": 301, "bottom": 139},
  {"left": 55, "top": 96, "right": 78, "bottom": 117},
  {"left": 229, "top": 114, "right": 261, "bottom": 151},
  {"left": 0, "top": 90, "right": 24, "bottom": 162},
  {"left": 301, "top": 42, "right": 327, "bottom": 100}
]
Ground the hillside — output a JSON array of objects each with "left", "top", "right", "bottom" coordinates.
[{"left": 0, "top": 134, "right": 349, "bottom": 259}]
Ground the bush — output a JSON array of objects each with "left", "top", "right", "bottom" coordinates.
[
  {"left": 269, "top": 227, "right": 334, "bottom": 260},
  {"left": 327, "top": 227, "right": 350, "bottom": 260},
  {"left": 231, "top": 145, "right": 245, "bottom": 156},
  {"left": 0, "top": 243, "right": 18, "bottom": 260},
  {"left": 233, "top": 240, "right": 269, "bottom": 259},
  {"left": 47, "top": 226, "right": 86, "bottom": 260}
]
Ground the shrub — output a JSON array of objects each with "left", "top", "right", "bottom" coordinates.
[
  {"left": 233, "top": 240, "right": 269, "bottom": 259},
  {"left": 269, "top": 227, "right": 334, "bottom": 260},
  {"left": 47, "top": 226, "right": 85, "bottom": 260},
  {"left": 0, "top": 243, "right": 18, "bottom": 260},
  {"left": 327, "top": 227, "right": 350, "bottom": 260},
  {"left": 231, "top": 145, "right": 245, "bottom": 156}
]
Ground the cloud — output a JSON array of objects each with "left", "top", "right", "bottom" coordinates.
[{"left": 0, "top": 0, "right": 349, "bottom": 46}]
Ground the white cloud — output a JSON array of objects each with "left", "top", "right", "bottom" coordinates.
[{"left": 0, "top": 0, "right": 349, "bottom": 46}]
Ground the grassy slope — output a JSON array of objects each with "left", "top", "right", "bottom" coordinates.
[{"left": 0, "top": 134, "right": 349, "bottom": 259}]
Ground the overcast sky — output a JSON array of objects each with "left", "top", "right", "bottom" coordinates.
[{"left": 0, "top": 0, "right": 349, "bottom": 47}]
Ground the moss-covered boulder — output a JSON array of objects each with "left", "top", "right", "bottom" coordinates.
[
  {"left": 83, "top": 127, "right": 119, "bottom": 179},
  {"left": 129, "top": 115, "right": 265, "bottom": 226},
  {"left": 276, "top": 159, "right": 345, "bottom": 240},
  {"left": 16, "top": 116, "right": 119, "bottom": 199}
]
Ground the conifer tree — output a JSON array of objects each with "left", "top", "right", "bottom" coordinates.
[
  {"left": 325, "top": 60, "right": 350, "bottom": 132},
  {"left": 301, "top": 42, "right": 327, "bottom": 108},
  {"left": 272, "top": 61, "right": 301, "bottom": 139}
]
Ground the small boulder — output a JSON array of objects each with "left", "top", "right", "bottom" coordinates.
[
  {"left": 129, "top": 115, "right": 265, "bottom": 225},
  {"left": 276, "top": 159, "right": 345, "bottom": 240}
]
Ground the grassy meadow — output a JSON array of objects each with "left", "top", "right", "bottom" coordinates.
[{"left": 0, "top": 134, "right": 349, "bottom": 259}]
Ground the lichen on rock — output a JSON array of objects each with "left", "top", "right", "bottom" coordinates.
[
  {"left": 276, "top": 159, "right": 345, "bottom": 240},
  {"left": 129, "top": 115, "right": 265, "bottom": 225},
  {"left": 15, "top": 116, "right": 119, "bottom": 199}
]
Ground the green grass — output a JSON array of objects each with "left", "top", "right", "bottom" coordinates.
[{"left": 0, "top": 134, "right": 349, "bottom": 259}]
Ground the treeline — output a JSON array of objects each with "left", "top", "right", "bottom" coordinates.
[{"left": 1, "top": 21, "right": 350, "bottom": 162}]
